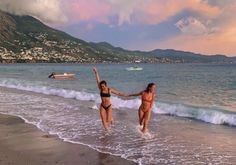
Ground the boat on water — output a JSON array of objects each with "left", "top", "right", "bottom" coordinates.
[
  {"left": 126, "top": 66, "right": 143, "bottom": 71},
  {"left": 48, "top": 72, "right": 75, "bottom": 79}
]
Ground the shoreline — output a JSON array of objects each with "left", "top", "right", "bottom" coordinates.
[{"left": 0, "top": 113, "right": 137, "bottom": 165}]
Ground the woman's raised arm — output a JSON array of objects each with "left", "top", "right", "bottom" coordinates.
[{"left": 93, "top": 67, "right": 101, "bottom": 89}]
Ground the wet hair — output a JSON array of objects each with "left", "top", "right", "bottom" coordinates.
[
  {"left": 100, "top": 80, "right": 107, "bottom": 87},
  {"left": 145, "top": 83, "right": 155, "bottom": 92}
]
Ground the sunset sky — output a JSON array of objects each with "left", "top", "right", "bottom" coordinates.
[{"left": 1, "top": 0, "right": 236, "bottom": 56}]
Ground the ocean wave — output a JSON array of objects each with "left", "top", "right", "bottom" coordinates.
[
  {"left": 0, "top": 79, "right": 236, "bottom": 127},
  {"left": 0, "top": 79, "right": 97, "bottom": 101},
  {"left": 155, "top": 102, "right": 236, "bottom": 127}
]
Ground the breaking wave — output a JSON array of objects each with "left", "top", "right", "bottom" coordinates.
[{"left": 0, "top": 79, "right": 236, "bottom": 127}]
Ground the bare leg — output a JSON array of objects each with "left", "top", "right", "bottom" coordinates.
[
  {"left": 138, "top": 108, "right": 144, "bottom": 126},
  {"left": 142, "top": 110, "right": 151, "bottom": 133},
  {"left": 106, "top": 107, "right": 113, "bottom": 125},
  {"left": 100, "top": 107, "right": 108, "bottom": 130}
]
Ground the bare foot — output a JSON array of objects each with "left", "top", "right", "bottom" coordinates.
[{"left": 142, "top": 128, "right": 149, "bottom": 133}]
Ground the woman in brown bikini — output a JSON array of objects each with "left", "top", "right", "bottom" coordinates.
[
  {"left": 129, "top": 83, "right": 156, "bottom": 133},
  {"left": 93, "top": 67, "right": 129, "bottom": 131}
]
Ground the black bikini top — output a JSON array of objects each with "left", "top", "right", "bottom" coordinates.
[{"left": 100, "top": 88, "right": 111, "bottom": 97}]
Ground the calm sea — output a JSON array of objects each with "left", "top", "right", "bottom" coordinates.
[{"left": 0, "top": 63, "right": 236, "bottom": 164}]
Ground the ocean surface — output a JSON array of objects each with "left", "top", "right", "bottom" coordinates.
[{"left": 0, "top": 63, "right": 236, "bottom": 164}]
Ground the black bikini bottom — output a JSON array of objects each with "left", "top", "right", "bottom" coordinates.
[{"left": 101, "top": 104, "right": 112, "bottom": 111}]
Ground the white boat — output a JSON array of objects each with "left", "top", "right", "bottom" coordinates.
[
  {"left": 48, "top": 72, "right": 76, "bottom": 79},
  {"left": 126, "top": 66, "right": 143, "bottom": 71}
]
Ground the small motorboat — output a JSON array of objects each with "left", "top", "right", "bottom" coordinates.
[
  {"left": 48, "top": 72, "right": 75, "bottom": 79},
  {"left": 126, "top": 66, "right": 143, "bottom": 71}
]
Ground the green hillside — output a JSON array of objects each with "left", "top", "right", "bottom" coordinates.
[{"left": 0, "top": 10, "right": 235, "bottom": 63}]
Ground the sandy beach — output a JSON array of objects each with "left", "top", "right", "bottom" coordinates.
[{"left": 0, "top": 114, "right": 136, "bottom": 165}]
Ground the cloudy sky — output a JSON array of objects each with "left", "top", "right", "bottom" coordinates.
[{"left": 1, "top": 0, "right": 236, "bottom": 56}]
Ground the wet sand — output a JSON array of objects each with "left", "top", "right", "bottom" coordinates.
[{"left": 0, "top": 114, "right": 136, "bottom": 165}]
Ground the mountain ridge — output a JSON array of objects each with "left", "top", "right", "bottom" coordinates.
[{"left": 0, "top": 10, "right": 235, "bottom": 63}]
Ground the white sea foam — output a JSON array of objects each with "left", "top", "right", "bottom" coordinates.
[
  {"left": 0, "top": 79, "right": 98, "bottom": 101},
  {"left": 0, "top": 79, "right": 236, "bottom": 127},
  {"left": 157, "top": 102, "right": 236, "bottom": 126},
  {"left": 135, "top": 125, "right": 154, "bottom": 139}
]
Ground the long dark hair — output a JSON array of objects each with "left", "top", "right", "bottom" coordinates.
[
  {"left": 145, "top": 83, "right": 155, "bottom": 92},
  {"left": 100, "top": 80, "right": 107, "bottom": 86}
]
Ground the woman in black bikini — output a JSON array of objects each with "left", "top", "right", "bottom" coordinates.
[
  {"left": 93, "top": 67, "right": 129, "bottom": 131},
  {"left": 129, "top": 83, "right": 156, "bottom": 133}
]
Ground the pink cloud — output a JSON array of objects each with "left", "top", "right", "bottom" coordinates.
[
  {"left": 143, "top": 0, "right": 221, "bottom": 24},
  {"left": 139, "top": 0, "right": 236, "bottom": 56},
  {"left": 59, "top": 0, "right": 236, "bottom": 56},
  {"left": 63, "top": 0, "right": 222, "bottom": 25},
  {"left": 148, "top": 26, "right": 236, "bottom": 57},
  {"left": 144, "top": 1, "right": 236, "bottom": 56},
  {"left": 66, "top": 0, "right": 111, "bottom": 23},
  {"left": 175, "top": 17, "right": 212, "bottom": 35}
]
